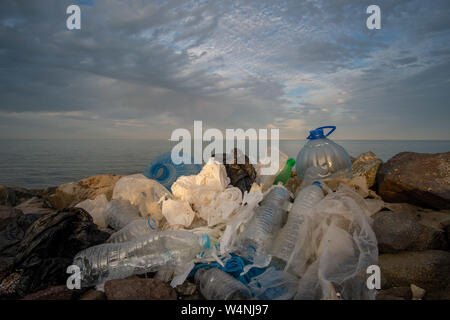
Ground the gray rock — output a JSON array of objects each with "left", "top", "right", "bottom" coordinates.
[
  {"left": 0, "top": 185, "right": 15, "bottom": 206},
  {"left": 379, "top": 250, "right": 450, "bottom": 291},
  {"left": 352, "top": 151, "right": 383, "bottom": 188},
  {"left": 14, "top": 196, "right": 55, "bottom": 215},
  {"left": 104, "top": 278, "right": 177, "bottom": 300},
  {"left": 377, "top": 152, "right": 450, "bottom": 210}
]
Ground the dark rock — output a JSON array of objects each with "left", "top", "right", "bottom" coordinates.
[
  {"left": 0, "top": 185, "right": 16, "bottom": 206},
  {"left": 79, "top": 289, "right": 106, "bottom": 300},
  {"left": 377, "top": 152, "right": 450, "bottom": 210},
  {"left": 424, "top": 284, "right": 450, "bottom": 300},
  {"left": 373, "top": 211, "right": 423, "bottom": 253},
  {"left": 11, "top": 187, "right": 38, "bottom": 206},
  {"left": 104, "top": 278, "right": 177, "bottom": 300},
  {"left": 352, "top": 151, "right": 382, "bottom": 188},
  {"left": 379, "top": 250, "right": 450, "bottom": 291},
  {"left": 0, "top": 205, "right": 23, "bottom": 232},
  {"left": 22, "top": 285, "right": 74, "bottom": 300},
  {"left": 375, "top": 286, "right": 412, "bottom": 300}
]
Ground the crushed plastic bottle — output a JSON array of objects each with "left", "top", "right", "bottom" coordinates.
[
  {"left": 273, "top": 158, "right": 295, "bottom": 186},
  {"left": 195, "top": 268, "right": 252, "bottom": 300},
  {"left": 104, "top": 199, "right": 141, "bottom": 231},
  {"left": 295, "top": 126, "right": 352, "bottom": 187},
  {"left": 106, "top": 218, "right": 158, "bottom": 243},
  {"left": 236, "top": 186, "right": 291, "bottom": 261},
  {"left": 73, "top": 230, "right": 210, "bottom": 287},
  {"left": 144, "top": 152, "right": 202, "bottom": 190},
  {"left": 271, "top": 182, "right": 324, "bottom": 268}
]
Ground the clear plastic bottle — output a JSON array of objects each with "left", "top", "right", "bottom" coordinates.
[
  {"left": 73, "top": 230, "right": 210, "bottom": 287},
  {"left": 106, "top": 218, "right": 158, "bottom": 243},
  {"left": 295, "top": 126, "right": 352, "bottom": 187},
  {"left": 271, "top": 182, "right": 324, "bottom": 267},
  {"left": 236, "top": 186, "right": 291, "bottom": 261},
  {"left": 144, "top": 152, "right": 202, "bottom": 190},
  {"left": 104, "top": 199, "right": 141, "bottom": 231},
  {"left": 195, "top": 268, "right": 252, "bottom": 300}
]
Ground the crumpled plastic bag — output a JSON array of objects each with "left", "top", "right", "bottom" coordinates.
[
  {"left": 162, "top": 199, "right": 195, "bottom": 227},
  {"left": 112, "top": 174, "right": 172, "bottom": 221},
  {"left": 287, "top": 184, "right": 378, "bottom": 300},
  {"left": 75, "top": 194, "right": 109, "bottom": 229},
  {"left": 0, "top": 208, "right": 109, "bottom": 298},
  {"left": 167, "top": 159, "right": 242, "bottom": 227}
]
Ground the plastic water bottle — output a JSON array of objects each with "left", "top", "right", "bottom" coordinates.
[
  {"left": 104, "top": 199, "right": 141, "bottom": 231},
  {"left": 107, "top": 218, "right": 159, "bottom": 243},
  {"left": 271, "top": 182, "right": 324, "bottom": 267},
  {"left": 236, "top": 186, "right": 291, "bottom": 261},
  {"left": 73, "top": 231, "right": 210, "bottom": 287},
  {"left": 144, "top": 152, "right": 202, "bottom": 190},
  {"left": 195, "top": 268, "right": 252, "bottom": 300},
  {"left": 273, "top": 158, "right": 295, "bottom": 186},
  {"left": 295, "top": 126, "right": 352, "bottom": 187}
]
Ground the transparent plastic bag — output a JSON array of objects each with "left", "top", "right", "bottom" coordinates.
[
  {"left": 112, "top": 174, "right": 172, "bottom": 221},
  {"left": 75, "top": 194, "right": 109, "bottom": 229},
  {"left": 288, "top": 184, "right": 378, "bottom": 300}
]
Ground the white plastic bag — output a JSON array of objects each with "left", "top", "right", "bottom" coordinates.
[
  {"left": 288, "top": 184, "right": 378, "bottom": 300},
  {"left": 162, "top": 199, "right": 195, "bottom": 227},
  {"left": 112, "top": 174, "right": 172, "bottom": 221},
  {"left": 75, "top": 194, "right": 109, "bottom": 229}
]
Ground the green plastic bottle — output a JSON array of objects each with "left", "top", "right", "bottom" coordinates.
[{"left": 273, "top": 158, "right": 296, "bottom": 185}]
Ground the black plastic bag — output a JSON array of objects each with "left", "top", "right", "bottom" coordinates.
[
  {"left": 213, "top": 148, "right": 257, "bottom": 195},
  {"left": 0, "top": 208, "right": 109, "bottom": 298}
]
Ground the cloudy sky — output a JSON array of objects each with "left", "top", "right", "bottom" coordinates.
[{"left": 1, "top": 0, "right": 449, "bottom": 140}]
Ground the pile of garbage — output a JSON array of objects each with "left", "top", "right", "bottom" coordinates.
[{"left": 0, "top": 126, "right": 380, "bottom": 300}]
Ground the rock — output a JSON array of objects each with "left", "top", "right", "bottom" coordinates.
[
  {"left": 382, "top": 203, "right": 450, "bottom": 251},
  {"left": 47, "top": 174, "right": 124, "bottom": 210},
  {"left": 376, "top": 286, "right": 412, "bottom": 300},
  {"left": 175, "top": 281, "right": 198, "bottom": 296},
  {"left": 352, "top": 151, "right": 383, "bottom": 188},
  {"left": 377, "top": 152, "right": 450, "bottom": 210},
  {"left": 373, "top": 211, "right": 423, "bottom": 253},
  {"left": 22, "top": 285, "right": 74, "bottom": 300},
  {"left": 424, "top": 284, "right": 450, "bottom": 300},
  {"left": 410, "top": 284, "right": 426, "bottom": 300},
  {"left": 0, "top": 205, "right": 23, "bottom": 231},
  {"left": 10, "top": 187, "right": 38, "bottom": 206},
  {"left": 104, "top": 278, "right": 177, "bottom": 300},
  {"left": 0, "top": 185, "right": 16, "bottom": 206},
  {"left": 79, "top": 289, "right": 106, "bottom": 300},
  {"left": 14, "top": 196, "right": 55, "bottom": 215},
  {"left": 379, "top": 250, "right": 450, "bottom": 291}
]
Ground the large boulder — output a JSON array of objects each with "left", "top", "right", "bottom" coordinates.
[
  {"left": 0, "top": 185, "right": 16, "bottom": 206},
  {"left": 373, "top": 208, "right": 449, "bottom": 253},
  {"left": 352, "top": 151, "right": 383, "bottom": 188},
  {"left": 376, "top": 152, "right": 450, "bottom": 210},
  {"left": 22, "top": 285, "right": 74, "bottom": 300},
  {"left": 104, "top": 278, "right": 177, "bottom": 300},
  {"left": 47, "top": 174, "right": 124, "bottom": 210},
  {"left": 379, "top": 250, "right": 450, "bottom": 291}
]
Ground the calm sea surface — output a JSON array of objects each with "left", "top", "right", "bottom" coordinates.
[{"left": 0, "top": 139, "right": 449, "bottom": 189}]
